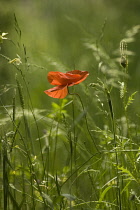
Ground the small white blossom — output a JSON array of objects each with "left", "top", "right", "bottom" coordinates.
[
  {"left": 0, "top": 32, "right": 8, "bottom": 43},
  {"left": 9, "top": 54, "right": 22, "bottom": 65}
]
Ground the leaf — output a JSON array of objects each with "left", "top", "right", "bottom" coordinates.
[
  {"left": 125, "top": 91, "right": 138, "bottom": 110},
  {"left": 61, "top": 193, "right": 76, "bottom": 201},
  {"left": 41, "top": 192, "right": 53, "bottom": 206},
  {"left": 96, "top": 185, "right": 114, "bottom": 209},
  {"left": 118, "top": 166, "right": 138, "bottom": 183}
]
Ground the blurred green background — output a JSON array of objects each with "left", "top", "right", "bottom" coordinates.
[
  {"left": 0, "top": 0, "right": 140, "bottom": 110},
  {"left": 0, "top": 1, "right": 140, "bottom": 208}
]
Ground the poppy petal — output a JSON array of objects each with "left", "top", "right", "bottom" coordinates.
[
  {"left": 48, "top": 70, "right": 89, "bottom": 86},
  {"left": 44, "top": 85, "right": 68, "bottom": 99},
  {"left": 47, "top": 72, "right": 68, "bottom": 86},
  {"left": 66, "top": 70, "right": 89, "bottom": 86}
]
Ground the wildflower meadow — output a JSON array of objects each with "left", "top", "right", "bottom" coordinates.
[{"left": 1, "top": 1, "right": 140, "bottom": 209}]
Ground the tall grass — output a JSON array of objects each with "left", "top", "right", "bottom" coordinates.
[{"left": 1, "top": 20, "right": 140, "bottom": 210}]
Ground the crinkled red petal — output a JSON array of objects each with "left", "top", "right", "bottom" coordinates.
[
  {"left": 48, "top": 70, "right": 89, "bottom": 86},
  {"left": 44, "top": 85, "right": 68, "bottom": 99}
]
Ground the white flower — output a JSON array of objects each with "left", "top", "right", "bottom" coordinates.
[
  {"left": 0, "top": 32, "right": 8, "bottom": 43},
  {"left": 9, "top": 54, "right": 22, "bottom": 65}
]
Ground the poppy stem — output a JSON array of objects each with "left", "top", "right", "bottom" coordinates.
[{"left": 68, "top": 91, "right": 101, "bottom": 154}]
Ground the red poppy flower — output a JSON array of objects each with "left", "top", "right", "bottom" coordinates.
[{"left": 44, "top": 70, "right": 89, "bottom": 99}]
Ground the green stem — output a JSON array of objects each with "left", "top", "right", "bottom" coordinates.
[
  {"left": 69, "top": 91, "right": 100, "bottom": 153},
  {"left": 0, "top": 100, "right": 48, "bottom": 208},
  {"left": 105, "top": 88, "right": 122, "bottom": 210}
]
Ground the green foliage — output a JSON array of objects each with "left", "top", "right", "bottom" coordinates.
[
  {"left": 15, "top": 76, "right": 24, "bottom": 110},
  {"left": 125, "top": 91, "right": 138, "bottom": 111},
  {"left": 48, "top": 99, "right": 69, "bottom": 120}
]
